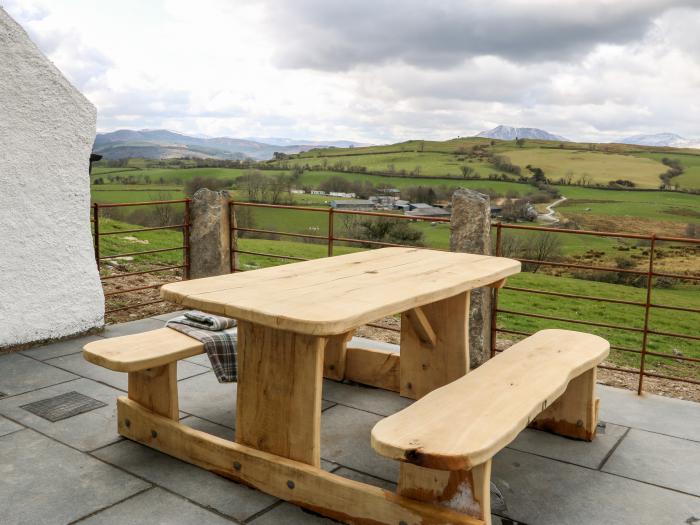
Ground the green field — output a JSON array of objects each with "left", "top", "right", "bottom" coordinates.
[{"left": 501, "top": 148, "right": 667, "bottom": 188}]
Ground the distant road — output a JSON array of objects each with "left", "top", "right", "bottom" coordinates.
[{"left": 538, "top": 196, "right": 567, "bottom": 223}]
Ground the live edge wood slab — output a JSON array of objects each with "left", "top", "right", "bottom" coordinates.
[
  {"left": 93, "top": 248, "right": 525, "bottom": 524},
  {"left": 160, "top": 247, "right": 520, "bottom": 336}
]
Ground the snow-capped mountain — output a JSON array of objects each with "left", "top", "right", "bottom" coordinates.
[
  {"left": 618, "top": 133, "right": 700, "bottom": 149},
  {"left": 476, "top": 125, "right": 569, "bottom": 142}
]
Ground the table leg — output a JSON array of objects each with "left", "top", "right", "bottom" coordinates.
[
  {"left": 400, "top": 291, "right": 470, "bottom": 400},
  {"left": 235, "top": 320, "right": 325, "bottom": 467}
]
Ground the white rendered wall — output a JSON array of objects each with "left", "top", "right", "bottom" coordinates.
[{"left": 0, "top": 9, "right": 104, "bottom": 348}]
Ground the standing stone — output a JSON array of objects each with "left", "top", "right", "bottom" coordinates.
[
  {"left": 0, "top": 9, "right": 104, "bottom": 349},
  {"left": 189, "top": 189, "right": 231, "bottom": 279},
  {"left": 450, "top": 189, "right": 492, "bottom": 368}
]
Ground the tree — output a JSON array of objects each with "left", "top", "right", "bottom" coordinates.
[
  {"left": 526, "top": 164, "right": 546, "bottom": 184},
  {"left": 522, "top": 233, "right": 563, "bottom": 273},
  {"left": 460, "top": 165, "right": 475, "bottom": 179},
  {"left": 515, "top": 138, "right": 526, "bottom": 148}
]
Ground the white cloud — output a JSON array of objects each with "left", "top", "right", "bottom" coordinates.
[{"left": 3, "top": 0, "right": 700, "bottom": 143}]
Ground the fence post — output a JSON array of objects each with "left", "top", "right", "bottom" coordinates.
[
  {"left": 183, "top": 199, "right": 191, "bottom": 280},
  {"left": 328, "top": 207, "right": 334, "bottom": 257},
  {"left": 93, "top": 202, "right": 100, "bottom": 270},
  {"left": 489, "top": 222, "right": 503, "bottom": 358},
  {"left": 449, "top": 189, "right": 492, "bottom": 369},
  {"left": 188, "top": 189, "right": 231, "bottom": 279},
  {"left": 638, "top": 234, "right": 656, "bottom": 395}
]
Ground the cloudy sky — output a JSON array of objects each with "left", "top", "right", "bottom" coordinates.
[{"left": 4, "top": 0, "right": 700, "bottom": 143}]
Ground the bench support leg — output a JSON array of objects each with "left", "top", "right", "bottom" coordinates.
[
  {"left": 398, "top": 461, "right": 491, "bottom": 525},
  {"left": 117, "top": 397, "right": 481, "bottom": 525},
  {"left": 323, "top": 330, "right": 354, "bottom": 381},
  {"left": 127, "top": 363, "right": 178, "bottom": 419},
  {"left": 530, "top": 368, "right": 599, "bottom": 441},
  {"left": 400, "top": 291, "right": 470, "bottom": 400},
  {"left": 235, "top": 321, "right": 325, "bottom": 467}
]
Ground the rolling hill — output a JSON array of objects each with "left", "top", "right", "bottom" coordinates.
[{"left": 93, "top": 129, "right": 369, "bottom": 161}]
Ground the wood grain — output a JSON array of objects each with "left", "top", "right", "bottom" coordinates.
[
  {"left": 323, "top": 330, "right": 354, "bottom": 381},
  {"left": 372, "top": 329, "right": 610, "bottom": 470},
  {"left": 161, "top": 247, "right": 520, "bottom": 336},
  {"left": 235, "top": 321, "right": 325, "bottom": 467},
  {"left": 398, "top": 462, "right": 492, "bottom": 525},
  {"left": 128, "top": 363, "right": 178, "bottom": 419},
  {"left": 400, "top": 292, "right": 470, "bottom": 400},
  {"left": 343, "top": 345, "right": 400, "bottom": 392},
  {"left": 118, "top": 397, "right": 484, "bottom": 525},
  {"left": 83, "top": 328, "right": 204, "bottom": 372}
]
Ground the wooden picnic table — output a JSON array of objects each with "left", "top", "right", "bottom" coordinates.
[
  {"left": 85, "top": 247, "right": 609, "bottom": 524},
  {"left": 160, "top": 247, "right": 521, "bottom": 468}
]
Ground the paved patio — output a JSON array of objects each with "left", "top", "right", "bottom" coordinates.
[{"left": 0, "top": 314, "right": 698, "bottom": 525}]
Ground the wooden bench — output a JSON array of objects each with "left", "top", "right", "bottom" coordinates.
[
  {"left": 83, "top": 328, "right": 204, "bottom": 419},
  {"left": 371, "top": 329, "right": 610, "bottom": 524}
]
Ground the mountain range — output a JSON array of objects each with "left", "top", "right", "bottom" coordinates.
[
  {"left": 92, "top": 129, "right": 370, "bottom": 161},
  {"left": 617, "top": 132, "right": 700, "bottom": 149},
  {"left": 476, "top": 125, "right": 569, "bottom": 142}
]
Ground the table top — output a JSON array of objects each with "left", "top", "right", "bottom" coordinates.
[{"left": 161, "top": 247, "right": 520, "bottom": 336}]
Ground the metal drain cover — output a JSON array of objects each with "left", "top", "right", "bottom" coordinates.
[{"left": 21, "top": 391, "right": 106, "bottom": 422}]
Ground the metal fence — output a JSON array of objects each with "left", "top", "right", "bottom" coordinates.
[
  {"left": 229, "top": 200, "right": 699, "bottom": 394},
  {"left": 89, "top": 198, "right": 697, "bottom": 394},
  {"left": 91, "top": 199, "right": 190, "bottom": 315}
]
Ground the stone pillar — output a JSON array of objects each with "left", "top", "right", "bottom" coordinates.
[
  {"left": 450, "top": 189, "right": 492, "bottom": 368},
  {"left": 189, "top": 189, "right": 231, "bottom": 279}
]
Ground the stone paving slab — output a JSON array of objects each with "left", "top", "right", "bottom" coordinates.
[
  {"left": 0, "top": 378, "right": 125, "bottom": 451},
  {"left": 101, "top": 318, "right": 166, "bottom": 338},
  {"left": 507, "top": 423, "right": 628, "bottom": 469},
  {"left": 320, "top": 403, "right": 398, "bottom": 482},
  {"left": 21, "top": 334, "right": 104, "bottom": 361},
  {"left": 322, "top": 379, "right": 412, "bottom": 417},
  {"left": 0, "top": 353, "right": 77, "bottom": 396},
  {"left": 0, "top": 429, "right": 149, "bottom": 525},
  {"left": 493, "top": 448, "right": 700, "bottom": 525},
  {"left": 93, "top": 439, "right": 277, "bottom": 521},
  {"left": 45, "top": 351, "right": 210, "bottom": 391},
  {"left": 602, "top": 428, "right": 700, "bottom": 496},
  {"left": 598, "top": 384, "right": 700, "bottom": 441},
  {"left": 183, "top": 352, "right": 212, "bottom": 368},
  {"left": 177, "top": 371, "right": 238, "bottom": 427},
  {"left": 77, "top": 487, "right": 235, "bottom": 525},
  {"left": 0, "top": 415, "right": 23, "bottom": 437}
]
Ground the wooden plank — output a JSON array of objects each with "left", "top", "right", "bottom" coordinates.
[
  {"left": 161, "top": 247, "right": 520, "bottom": 336},
  {"left": 400, "top": 292, "right": 470, "bottom": 400},
  {"left": 372, "top": 330, "right": 610, "bottom": 470},
  {"left": 405, "top": 307, "right": 437, "bottom": 348},
  {"left": 344, "top": 345, "right": 400, "bottom": 392},
  {"left": 128, "top": 363, "right": 178, "bottom": 419},
  {"left": 117, "top": 397, "right": 484, "bottom": 525},
  {"left": 530, "top": 367, "right": 599, "bottom": 441},
  {"left": 398, "top": 462, "right": 492, "bottom": 525},
  {"left": 235, "top": 321, "right": 325, "bottom": 467},
  {"left": 487, "top": 278, "right": 507, "bottom": 289},
  {"left": 83, "top": 328, "right": 204, "bottom": 372},
  {"left": 323, "top": 330, "right": 354, "bottom": 381}
]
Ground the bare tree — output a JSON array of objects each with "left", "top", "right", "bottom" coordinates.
[{"left": 522, "top": 232, "right": 563, "bottom": 273}]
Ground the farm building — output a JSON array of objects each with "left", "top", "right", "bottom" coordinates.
[{"left": 329, "top": 199, "right": 376, "bottom": 211}]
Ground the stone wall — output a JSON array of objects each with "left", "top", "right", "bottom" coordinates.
[{"left": 0, "top": 9, "right": 104, "bottom": 349}]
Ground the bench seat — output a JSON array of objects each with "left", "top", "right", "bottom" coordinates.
[
  {"left": 83, "top": 328, "right": 204, "bottom": 372},
  {"left": 371, "top": 329, "right": 609, "bottom": 524}
]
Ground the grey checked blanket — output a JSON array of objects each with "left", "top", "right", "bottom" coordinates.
[{"left": 166, "top": 311, "right": 238, "bottom": 383}]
